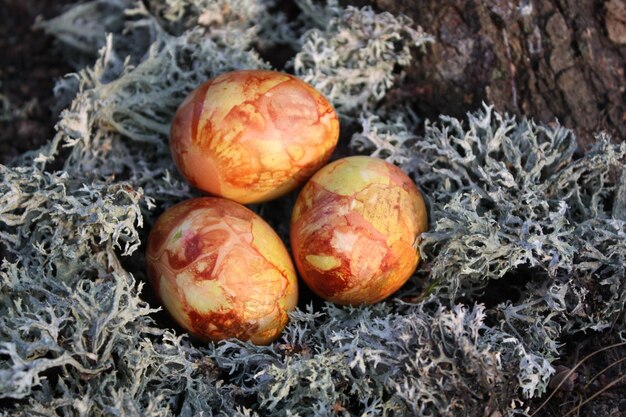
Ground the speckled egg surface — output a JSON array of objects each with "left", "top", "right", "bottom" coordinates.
[
  {"left": 290, "top": 156, "right": 428, "bottom": 305},
  {"left": 169, "top": 70, "right": 340, "bottom": 204},
  {"left": 146, "top": 197, "right": 298, "bottom": 345}
]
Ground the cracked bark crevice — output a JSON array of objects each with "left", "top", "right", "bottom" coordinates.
[{"left": 349, "top": 0, "right": 626, "bottom": 148}]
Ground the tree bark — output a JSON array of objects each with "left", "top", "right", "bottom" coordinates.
[{"left": 351, "top": 0, "right": 626, "bottom": 148}]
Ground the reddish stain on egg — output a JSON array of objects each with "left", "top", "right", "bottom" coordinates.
[
  {"left": 146, "top": 197, "right": 298, "bottom": 344},
  {"left": 170, "top": 70, "right": 340, "bottom": 204},
  {"left": 290, "top": 156, "right": 429, "bottom": 305}
]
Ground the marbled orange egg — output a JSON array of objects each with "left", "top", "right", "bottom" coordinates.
[
  {"left": 170, "top": 70, "right": 340, "bottom": 204},
  {"left": 146, "top": 197, "right": 298, "bottom": 344},
  {"left": 290, "top": 156, "right": 428, "bottom": 305}
]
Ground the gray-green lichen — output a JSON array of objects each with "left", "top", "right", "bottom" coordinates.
[
  {"left": 1, "top": 0, "right": 624, "bottom": 416},
  {"left": 353, "top": 106, "right": 626, "bottom": 396},
  {"left": 293, "top": 3, "right": 432, "bottom": 118},
  {"left": 354, "top": 107, "right": 625, "bottom": 334}
]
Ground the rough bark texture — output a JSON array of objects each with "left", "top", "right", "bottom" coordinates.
[{"left": 351, "top": 0, "right": 626, "bottom": 149}]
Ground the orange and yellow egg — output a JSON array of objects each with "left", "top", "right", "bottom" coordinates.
[
  {"left": 169, "top": 70, "right": 340, "bottom": 204},
  {"left": 290, "top": 156, "right": 429, "bottom": 305},
  {"left": 146, "top": 197, "right": 298, "bottom": 345}
]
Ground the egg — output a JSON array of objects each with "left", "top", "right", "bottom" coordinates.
[
  {"left": 290, "top": 156, "right": 428, "bottom": 305},
  {"left": 169, "top": 70, "right": 340, "bottom": 204},
  {"left": 146, "top": 197, "right": 298, "bottom": 344}
]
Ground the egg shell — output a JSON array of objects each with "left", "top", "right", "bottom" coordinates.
[
  {"left": 146, "top": 197, "right": 298, "bottom": 345},
  {"left": 290, "top": 156, "right": 429, "bottom": 305},
  {"left": 170, "top": 70, "right": 340, "bottom": 204}
]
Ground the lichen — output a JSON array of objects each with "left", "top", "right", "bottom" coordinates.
[
  {"left": 293, "top": 4, "right": 433, "bottom": 119},
  {"left": 2, "top": 0, "right": 625, "bottom": 416},
  {"left": 354, "top": 105, "right": 626, "bottom": 393}
]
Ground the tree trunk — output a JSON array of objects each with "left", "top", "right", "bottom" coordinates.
[{"left": 352, "top": 0, "right": 626, "bottom": 149}]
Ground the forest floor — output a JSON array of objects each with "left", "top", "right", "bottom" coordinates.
[
  {"left": 0, "top": 1, "right": 624, "bottom": 416},
  {"left": 0, "top": 0, "right": 74, "bottom": 164}
]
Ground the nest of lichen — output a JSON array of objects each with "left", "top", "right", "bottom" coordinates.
[{"left": 0, "top": 1, "right": 624, "bottom": 416}]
